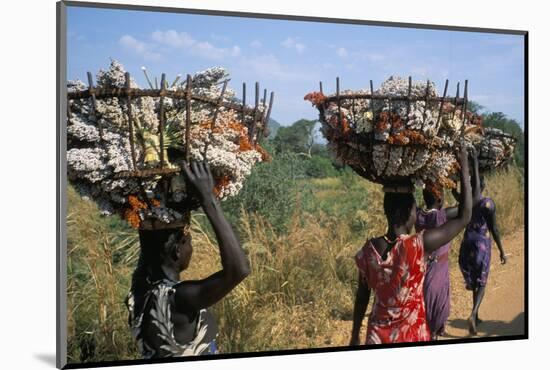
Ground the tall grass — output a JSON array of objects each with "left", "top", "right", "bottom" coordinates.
[
  {"left": 66, "top": 166, "right": 524, "bottom": 361},
  {"left": 67, "top": 187, "right": 140, "bottom": 363}
]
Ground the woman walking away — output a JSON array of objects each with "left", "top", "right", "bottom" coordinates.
[
  {"left": 415, "top": 184, "right": 460, "bottom": 340},
  {"left": 349, "top": 146, "right": 472, "bottom": 345},
  {"left": 459, "top": 153, "right": 507, "bottom": 335},
  {"left": 126, "top": 161, "right": 250, "bottom": 358}
]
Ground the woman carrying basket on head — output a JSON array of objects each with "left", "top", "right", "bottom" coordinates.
[
  {"left": 414, "top": 178, "right": 464, "bottom": 340},
  {"left": 126, "top": 161, "right": 250, "bottom": 358},
  {"left": 349, "top": 146, "right": 473, "bottom": 345},
  {"left": 459, "top": 153, "right": 507, "bottom": 335}
]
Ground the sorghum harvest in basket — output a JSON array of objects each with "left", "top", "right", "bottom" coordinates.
[
  {"left": 304, "top": 76, "right": 517, "bottom": 190},
  {"left": 67, "top": 60, "right": 274, "bottom": 229}
]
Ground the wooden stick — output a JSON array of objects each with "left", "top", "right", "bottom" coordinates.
[
  {"left": 125, "top": 72, "right": 153, "bottom": 210},
  {"left": 66, "top": 101, "right": 72, "bottom": 124},
  {"left": 125, "top": 72, "right": 138, "bottom": 171},
  {"left": 451, "top": 82, "right": 460, "bottom": 122},
  {"left": 87, "top": 72, "right": 103, "bottom": 138},
  {"left": 461, "top": 80, "right": 469, "bottom": 139},
  {"left": 113, "top": 167, "right": 180, "bottom": 179},
  {"left": 264, "top": 92, "right": 275, "bottom": 138},
  {"left": 141, "top": 67, "right": 154, "bottom": 89},
  {"left": 388, "top": 103, "right": 394, "bottom": 136},
  {"left": 407, "top": 76, "right": 412, "bottom": 116},
  {"left": 170, "top": 74, "right": 182, "bottom": 88},
  {"left": 351, "top": 97, "right": 357, "bottom": 125},
  {"left": 319, "top": 94, "right": 465, "bottom": 104},
  {"left": 436, "top": 79, "right": 449, "bottom": 126},
  {"left": 462, "top": 79, "right": 469, "bottom": 122},
  {"left": 185, "top": 74, "right": 192, "bottom": 162},
  {"left": 211, "top": 80, "right": 228, "bottom": 131},
  {"left": 241, "top": 82, "right": 246, "bottom": 126},
  {"left": 250, "top": 82, "right": 260, "bottom": 141},
  {"left": 67, "top": 88, "right": 263, "bottom": 115},
  {"left": 158, "top": 73, "right": 166, "bottom": 168},
  {"left": 369, "top": 80, "right": 375, "bottom": 119},
  {"left": 336, "top": 77, "right": 341, "bottom": 127}
]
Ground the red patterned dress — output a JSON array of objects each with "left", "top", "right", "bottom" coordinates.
[{"left": 355, "top": 232, "right": 431, "bottom": 344}]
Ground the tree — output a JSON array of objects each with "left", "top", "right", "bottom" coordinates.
[
  {"left": 221, "top": 151, "right": 309, "bottom": 234},
  {"left": 467, "top": 101, "right": 485, "bottom": 114},
  {"left": 272, "top": 119, "right": 317, "bottom": 157},
  {"left": 482, "top": 112, "right": 524, "bottom": 167}
]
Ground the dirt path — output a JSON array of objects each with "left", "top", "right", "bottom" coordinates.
[
  {"left": 325, "top": 228, "right": 525, "bottom": 345},
  {"left": 444, "top": 227, "right": 525, "bottom": 339}
]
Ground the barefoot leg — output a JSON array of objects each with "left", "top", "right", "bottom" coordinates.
[{"left": 469, "top": 286, "right": 486, "bottom": 335}]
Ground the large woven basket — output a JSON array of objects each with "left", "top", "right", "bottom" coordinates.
[
  {"left": 305, "top": 76, "right": 516, "bottom": 190},
  {"left": 68, "top": 69, "right": 274, "bottom": 230}
]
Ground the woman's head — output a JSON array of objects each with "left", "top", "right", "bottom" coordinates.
[
  {"left": 383, "top": 192, "right": 417, "bottom": 233},
  {"left": 138, "top": 228, "right": 193, "bottom": 273},
  {"left": 422, "top": 184, "right": 444, "bottom": 210}
]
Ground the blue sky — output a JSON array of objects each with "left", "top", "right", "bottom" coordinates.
[{"left": 67, "top": 6, "right": 525, "bottom": 127}]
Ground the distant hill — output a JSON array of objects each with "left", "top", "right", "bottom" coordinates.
[{"left": 267, "top": 118, "right": 281, "bottom": 139}]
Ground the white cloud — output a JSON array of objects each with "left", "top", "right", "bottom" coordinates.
[
  {"left": 240, "top": 54, "right": 315, "bottom": 82},
  {"left": 336, "top": 47, "right": 348, "bottom": 58},
  {"left": 250, "top": 40, "right": 262, "bottom": 48},
  {"left": 119, "top": 35, "right": 162, "bottom": 61},
  {"left": 151, "top": 30, "right": 194, "bottom": 48},
  {"left": 150, "top": 30, "right": 241, "bottom": 61},
  {"left": 281, "top": 37, "right": 306, "bottom": 53},
  {"left": 411, "top": 67, "right": 428, "bottom": 77},
  {"left": 210, "top": 33, "right": 230, "bottom": 42},
  {"left": 365, "top": 52, "right": 385, "bottom": 62},
  {"left": 231, "top": 46, "right": 241, "bottom": 57}
]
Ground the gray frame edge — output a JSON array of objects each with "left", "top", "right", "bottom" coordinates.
[{"left": 57, "top": 1, "right": 68, "bottom": 369}]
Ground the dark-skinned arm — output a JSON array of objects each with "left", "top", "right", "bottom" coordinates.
[
  {"left": 350, "top": 275, "right": 370, "bottom": 346},
  {"left": 471, "top": 147, "right": 481, "bottom": 203},
  {"left": 486, "top": 203, "right": 507, "bottom": 264},
  {"left": 444, "top": 188, "right": 460, "bottom": 219},
  {"left": 174, "top": 161, "right": 251, "bottom": 313},
  {"left": 423, "top": 146, "right": 473, "bottom": 254},
  {"left": 444, "top": 206, "right": 459, "bottom": 219}
]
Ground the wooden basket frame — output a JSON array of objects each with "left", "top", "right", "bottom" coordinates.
[{"left": 67, "top": 71, "right": 275, "bottom": 180}]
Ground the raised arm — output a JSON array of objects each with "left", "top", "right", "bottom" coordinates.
[
  {"left": 350, "top": 275, "right": 370, "bottom": 346},
  {"left": 471, "top": 147, "right": 481, "bottom": 203},
  {"left": 486, "top": 202, "right": 507, "bottom": 265},
  {"left": 444, "top": 206, "right": 458, "bottom": 219},
  {"left": 423, "top": 146, "right": 473, "bottom": 254},
  {"left": 444, "top": 188, "right": 460, "bottom": 219},
  {"left": 174, "top": 161, "right": 250, "bottom": 313}
]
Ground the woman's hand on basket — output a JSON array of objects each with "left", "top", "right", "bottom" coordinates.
[
  {"left": 457, "top": 144, "right": 469, "bottom": 172},
  {"left": 182, "top": 161, "right": 215, "bottom": 201}
]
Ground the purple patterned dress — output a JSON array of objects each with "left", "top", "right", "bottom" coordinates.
[
  {"left": 459, "top": 196, "right": 495, "bottom": 290},
  {"left": 415, "top": 209, "right": 451, "bottom": 338}
]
